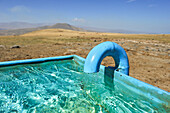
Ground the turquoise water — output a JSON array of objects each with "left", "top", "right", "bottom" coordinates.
[{"left": 0, "top": 59, "right": 168, "bottom": 112}]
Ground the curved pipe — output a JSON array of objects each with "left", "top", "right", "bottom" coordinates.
[{"left": 84, "top": 41, "right": 129, "bottom": 75}]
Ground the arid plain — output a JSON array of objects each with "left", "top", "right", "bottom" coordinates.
[{"left": 0, "top": 29, "right": 170, "bottom": 92}]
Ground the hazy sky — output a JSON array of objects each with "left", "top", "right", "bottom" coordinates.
[{"left": 0, "top": 0, "right": 170, "bottom": 33}]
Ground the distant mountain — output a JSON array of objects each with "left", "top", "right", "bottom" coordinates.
[
  {"left": 40, "top": 23, "right": 84, "bottom": 31},
  {"left": 0, "top": 22, "right": 49, "bottom": 30},
  {"left": 0, "top": 28, "right": 39, "bottom": 36},
  {"left": 0, "top": 28, "right": 5, "bottom": 30},
  {"left": 78, "top": 26, "right": 149, "bottom": 34},
  {"left": 0, "top": 23, "right": 85, "bottom": 36}
]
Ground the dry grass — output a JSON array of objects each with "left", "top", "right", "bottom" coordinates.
[{"left": 1, "top": 29, "right": 169, "bottom": 46}]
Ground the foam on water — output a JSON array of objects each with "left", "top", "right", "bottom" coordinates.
[{"left": 0, "top": 60, "right": 168, "bottom": 112}]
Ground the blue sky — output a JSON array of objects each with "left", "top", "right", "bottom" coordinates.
[{"left": 0, "top": 0, "right": 170, "bottom": 33}]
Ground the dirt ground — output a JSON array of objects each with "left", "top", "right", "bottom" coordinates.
[{"left": 0, "top": 29, "right": 170, "bottom": 92}]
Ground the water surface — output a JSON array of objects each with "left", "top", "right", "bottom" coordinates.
[{"left": 0, "top": 59, "right": 167, "bottom": 112}]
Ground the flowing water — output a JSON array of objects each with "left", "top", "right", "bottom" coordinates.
[{"left": 0, "top": 60, "right": 167, "bottom": 112}]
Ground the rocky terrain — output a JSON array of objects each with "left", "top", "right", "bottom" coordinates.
[{"left": 0, "top": 29, "right": 169, "bottom": 92}]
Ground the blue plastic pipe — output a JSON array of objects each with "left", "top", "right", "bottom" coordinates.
[{"left": 84, "top": 41, "right": 129, "bottom": 75}]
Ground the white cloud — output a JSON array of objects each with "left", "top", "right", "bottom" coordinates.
[
  {"left": 10, "top": 6, "right": 30, "bottom": 13},
  {"left": 72, "top": 18, "right": 85, "bottom": 23},
  {"left": 127, "top": 0, "right": 136, "bottom": 3}
]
